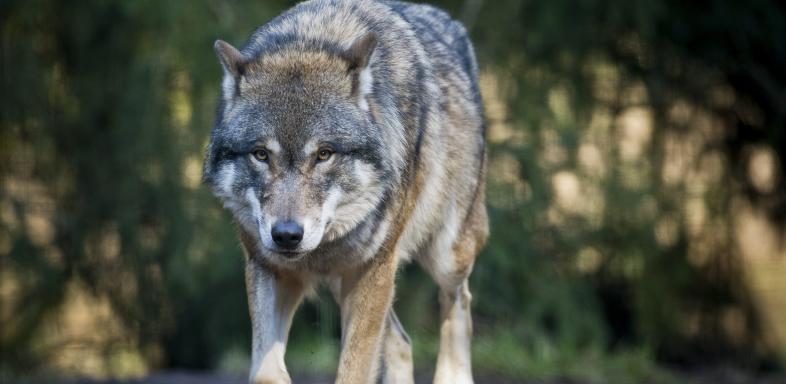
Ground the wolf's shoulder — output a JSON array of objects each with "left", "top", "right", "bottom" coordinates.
[
  {"left": 384, "top": 1, "right": 478, "bottom": 81},
  {"left": 384, "top": 1, "right": 469, "bottom": 44}
]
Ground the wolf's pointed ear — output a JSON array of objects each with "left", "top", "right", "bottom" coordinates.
[
  {"left": 346, "top": 32, "right": 377, "bottom": 70},
  {"left": 345, "top": 32, "right": 377, "bottom": 111},
  {"left": 214, "top": 40, "right": 246, "bottom": 101},
  {"left": 214, "top": 39, "right": 245, "bottom": 77}
]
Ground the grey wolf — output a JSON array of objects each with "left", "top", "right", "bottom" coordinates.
[{"left": 203, "top": 0, "right": 487, "bottom": 382}]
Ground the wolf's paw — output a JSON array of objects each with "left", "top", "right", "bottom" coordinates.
[{"left": 250, "top": 375, "right": 291, "bottom": 384}]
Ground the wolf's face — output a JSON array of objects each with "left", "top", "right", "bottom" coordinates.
[{"left": 204, "top": 34, "right": 389, "bottom": 261}]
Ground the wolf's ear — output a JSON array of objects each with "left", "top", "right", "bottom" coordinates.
[
  {"left": 214, "top": 40, "right": 246, "bottom": 101},
  {"left": 346, "top": 32, "right": 377, "bottom": 71},
  {"left": 345, "top": 32, "right": 377, "bottom": 111},
  {"left": 214, "top": 40, "right": 245, "bottom": 76}
]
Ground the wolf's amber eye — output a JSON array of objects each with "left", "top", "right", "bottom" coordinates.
[
  {"left": 252, "top": 149, "right": 269, "bottom": 162},
  {"left": 317, "top": 148, "right": 333, "bottom": 162}
]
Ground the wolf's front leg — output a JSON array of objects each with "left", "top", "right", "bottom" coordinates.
[
  {"left": 245, "top": 260, "right": 304, "bottom": 384},
  {"left": 334, "top": 254, "right": 398, "bottom": 384}
]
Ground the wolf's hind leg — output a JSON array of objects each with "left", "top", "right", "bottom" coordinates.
[
  {"left": 380, "top": 310, "right": 414, "bottom": 384},
  {"left": 433, "top": 279, "right": 474, "bottom": 384},
  {"left": 421, "top": 208, "right": 485, "bottom": 384}
]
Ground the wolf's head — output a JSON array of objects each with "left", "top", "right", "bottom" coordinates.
[{"left": 203, "top": 33, "right": 390, "bottom": 262}]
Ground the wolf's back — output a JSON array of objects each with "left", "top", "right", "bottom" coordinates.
[{"left": 238, "top": 0, "right": 481, "bottom": 117}]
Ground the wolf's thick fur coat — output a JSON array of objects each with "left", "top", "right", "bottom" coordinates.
[{"left": 204, "top": 1, "right": 488, "bottom": 383}]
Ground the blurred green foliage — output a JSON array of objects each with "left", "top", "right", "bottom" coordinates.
[{"left": 1, "top": 0, "right": 785, "bottom": 380}]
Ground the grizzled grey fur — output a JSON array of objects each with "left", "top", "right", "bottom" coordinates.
[{"left": 204, "top": 1, "right": 487, "bottom": 383}]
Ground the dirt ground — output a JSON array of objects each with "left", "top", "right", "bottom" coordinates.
[
  {"left": 65, "top": 373, "right": 576, "bottom": 384},
  {"left": 60, "top": 369, "right": 786, "bottom": 384}
]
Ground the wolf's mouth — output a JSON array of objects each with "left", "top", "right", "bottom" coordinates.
[{"left": 264, "top": 246, "right": 309, "bottom": 259}]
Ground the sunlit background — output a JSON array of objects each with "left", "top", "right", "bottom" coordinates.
[{"left": 1, "top": 1, "right": 785, "bottom": 383}]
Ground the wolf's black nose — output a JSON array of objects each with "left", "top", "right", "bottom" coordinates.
[{"left": 271, "top": 220, "right": 304, "bottom": 249}]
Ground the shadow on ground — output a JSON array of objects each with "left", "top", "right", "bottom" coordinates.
[
  {"left": 64, "top": 373, "right": 572, "bottom": 384},
  {"left": 54, "top": 369, "right": 786, "bottom": 384}
]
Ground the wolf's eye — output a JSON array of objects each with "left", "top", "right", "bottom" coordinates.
[
  {"left": 317, "top": 148, "right": 333, "bottom": 162},
  {"left": 252, "top": 148, "right": 269, "bottom": 162}
]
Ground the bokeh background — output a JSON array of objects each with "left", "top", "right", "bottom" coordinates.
[{"left": 2, "top": 0, "right": 785, "bottom": 383}]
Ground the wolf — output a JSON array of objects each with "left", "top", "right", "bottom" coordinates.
[{"left": 203, "top": 0, "right": 488, "bottom": 382}]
